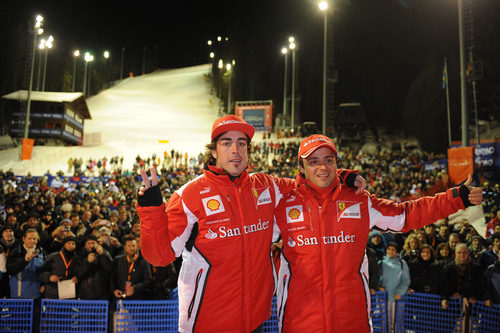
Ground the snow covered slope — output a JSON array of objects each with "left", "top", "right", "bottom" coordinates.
[{"left": 0, "top": 64, "right": 224, "bottom": 175}]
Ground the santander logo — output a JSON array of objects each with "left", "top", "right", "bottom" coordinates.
[{"left": 205, "top": 228, "right": 218, "bottom": 239}]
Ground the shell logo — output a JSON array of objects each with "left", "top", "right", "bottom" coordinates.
[
  {"left": 207, "top": 199, "right": 220, "bottom": 211},
  {"left": 288, "top": 208, "right": 301, "bottom": 220}
]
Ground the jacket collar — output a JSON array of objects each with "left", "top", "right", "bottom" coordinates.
[
  {"left": 295, "top": 173, "right": 341, "bottom": 202},
  {"left": 204, "top": 163, "right": 250, "bottom": 188}
]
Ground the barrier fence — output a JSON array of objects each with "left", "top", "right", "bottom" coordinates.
[{"left": 1, "top": 293, "right": 499, "bottom": 332}]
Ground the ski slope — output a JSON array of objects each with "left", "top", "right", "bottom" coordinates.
[{"left": 0, "top": 64, "right": 225, "bottom": 176}]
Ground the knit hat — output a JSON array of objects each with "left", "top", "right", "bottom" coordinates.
[
  {"left": 60, "top": 218, "right": 72, "bottom": 226},
  {"left": 211, "top": 115, "right": 255, "bottom": 141},
  {"left": 61, "top": 236, "right": 76, "bottom": 246},
  {"left": 298, "top": 134, "right": 338, "bottom": 160},
  {"left": 1, "top": 225, "right": 16, "bottom": 233}
]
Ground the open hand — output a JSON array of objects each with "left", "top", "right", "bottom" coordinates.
[
  {"left": 464, "top": 175, "right": 482, "bottom": 205},
  {"left": 139, "top": 167, "right": 159, "bottom": 196},
  {"left": 354, "top": 175, "right": 367, "bottom": 195}
]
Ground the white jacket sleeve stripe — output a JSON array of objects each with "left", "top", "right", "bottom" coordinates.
[{"left": 368, "top": 196, "right": 406, "bottom": 231}]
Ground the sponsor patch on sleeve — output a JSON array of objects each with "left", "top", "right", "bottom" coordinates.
[
  {"left": 337, "top": 201, "right": 361, "bottom": 220},
  {"left": 202, "top": 195, "right": 225, "bottom": 216}
]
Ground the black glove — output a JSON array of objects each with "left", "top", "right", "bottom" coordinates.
[
  {"left": 344, "top": 172, "right": 358, "bottom": 188},
  {"left": 458, "top": 184, "right": 473, "bottom": 208},
  {"left": 137, "top": 185, "right": 163, "bottom": 207}
]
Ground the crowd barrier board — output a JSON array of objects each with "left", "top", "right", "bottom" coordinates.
[
  {"left": 395, "top": 292, "right": 463, "bottom": 333},
  {"left": 115, "top": 300, "right": 178, "bottom": 332},
  {"left": 371, "top": 291, "right": 388, "bottom": 333},
  {"left": 469, "top": 301, "right": 500, "bottom": 333},
  {"left": 40, "top": 299, "right": 109, "bottom": 332},
  {"left": 3, "top": 293, "right": 498, "bottom": 332},
  {"left": 0, "top": 299, "right": 33, "bottom": 333}
]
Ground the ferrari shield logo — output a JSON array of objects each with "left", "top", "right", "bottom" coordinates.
[{"left": 338, "top": 202, "right": 345, "bottom": 211}]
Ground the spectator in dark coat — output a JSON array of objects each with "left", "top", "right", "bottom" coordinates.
[
  {"left": 468, "top": 235, "right": 485, "bottom": 264},
  {"left": 6, "top": 229, "right": 45, "bottom": 298},
  {"left": 408, "top": 244, "right": 440, "bottom": 294},
  {"left": 436, "top": 242, "right": 453, "bottom": 268},
  {"left": 484, "top": 253, "right": 500, "bottom": 306},
  {"left": 76, "top": 235, "right": 113, "bottom": 299},
  {"left": 367, "top": 231, "right": 386, "bottom": 260},
  {"left": 0, "top": 225, "right": 18, "bottom": 297},
  {"left": 366, "top": 247, "right": 380, "bottom": 294},
  {"left": 440, "top": 244, "right": 484, "bottom": 309},
  {"left": 111, "top": 236, "right": 152, "bottom": 300},
  {"left": 479, "top": 233, "right": 500, "bottom": 273},
  {"left": 149, "top": 263, "right": 178, "bottom": 299},
  {"left": 400, "top": 234, "right": 421, "bottom": 264},
  {"left": 38, "top": 236, "right": 80, "bottom": 299}
]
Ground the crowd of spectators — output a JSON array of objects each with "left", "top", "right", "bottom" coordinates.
[{"left": 0, "top": 141, "right": 499, "bottom": 315}]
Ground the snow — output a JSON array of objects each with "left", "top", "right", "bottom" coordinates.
[{"left": 0, "top": 64, "right": 226, "bottom": 176}]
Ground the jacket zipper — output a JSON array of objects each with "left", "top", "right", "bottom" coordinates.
[{"left": 188, "top": 269, "right": 203, "bottom": 319}]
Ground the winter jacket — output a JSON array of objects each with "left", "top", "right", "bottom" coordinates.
[
  {"left": 110, "top": 253, "right": 152, "bottom": 300},
  {"left": 76, "top": 248, "right": 113, "bottom": 299},
  {"left": 479, "top": 249, "right": 499, "bottom": 273},
  {"left": 137, "top": 165, "right": 295, "bottom": 332},
  {"left": 6, "top": 244, "right": 44, "bottom": 298},
  {"left": 274, "top": 174, "right": 468, "bottom": 333},
  {"left": 38, "top": 249, "right": 80, "bottom": 299},
  {"left": 484, "top": 262, "right": 500, "bottom": 304},
  {"left": 380, "top": 256, "right": 411, "bottom": 300},
  {"left": 440, "top": 260, "right": 484, "bottom": 300},
  {"left": 408, "top": 257, "right": 440, "bottom": 294}
]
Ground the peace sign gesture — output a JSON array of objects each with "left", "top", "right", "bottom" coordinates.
[{"left": 139, "top": 167, "right": 159, "bottom": 196}]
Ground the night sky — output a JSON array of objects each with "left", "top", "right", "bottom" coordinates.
[{"left": 1, "top": 0, "right": 499, "bottom": 150}]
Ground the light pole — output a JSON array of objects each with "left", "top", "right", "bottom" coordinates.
[
  {"left": 226, "top": 63, "right": 232, "bottom": 114},
  {"left": 83, "top": 52, "right": 92, "bottom": 96},
  {"left": 289, "top": 37, "right": 296, "bottom": 131},
  {"left": 24, "top": 14, "right": 44, "bottom": 140},
  {"left": 36, "top": 38, "right": 46, "bottom": 91},
  {"left": 281, "top": 47, "right": 289, "bottom": 126},
  {"left": 41, "top": 35, "right": 53, "bottom": 91},
  {"left": 87, "top": 54, "right": 94, "bottom": 96},
  {"left": 72, "top": 50, "right": 80, "bottom": 92},
  {"left": 120, "top": 47, "right": 125, "bottom": 80},
  {"left": 319, "top": 1, "right": 328, "bottom": 135},
  {"left": 457, "top": 0, "right": 468, "bottom": 146}
]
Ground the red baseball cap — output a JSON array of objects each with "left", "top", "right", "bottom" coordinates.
[
  {"left": 211, "top": 115, "right": 255, "bottom": 141},
  {"left": 298, "top": 134, "right": 338, "bottom": 159}
]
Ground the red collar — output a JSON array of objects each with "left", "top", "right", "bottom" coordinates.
[{"left": 204, "top": 164, "right": 250, "bottom": 187}]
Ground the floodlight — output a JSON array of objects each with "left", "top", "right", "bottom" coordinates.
[
  {"left": 209, "top": 52, "right": 215, "bottom": 58},
  {"left": 74, "top": 50, "right": 80, "bottom": 57},
  {"left": 281, "top": 47, "right": 288, "bottom": 54},
  {"left": 318, "top": 1, "right": 328, "bottom": 11}
]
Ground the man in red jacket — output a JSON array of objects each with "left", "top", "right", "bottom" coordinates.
[
  {"left": 274, "top": 134, "right": 483, "bottom": 333},
  {"left": 136, "top": 116, "right": 363, "bottom": 332}
]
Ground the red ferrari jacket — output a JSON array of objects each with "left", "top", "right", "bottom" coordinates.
[
  {"left": 274, "top": 175, "right": 467, "bottom": 333},
  {"left": 137, "top": 165, "right": 356, "bottom": 332}
]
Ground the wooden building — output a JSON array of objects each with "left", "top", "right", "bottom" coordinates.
[{"left": 1, "top": 90, "right": 91, "bottom": 146}]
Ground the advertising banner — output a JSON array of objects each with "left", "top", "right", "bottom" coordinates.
[
  {"left": 21, "top": 138, "right": 34, "bottom": 161},
  {"left": 447, "top": 146, "right": 474, "bottom": 185}
]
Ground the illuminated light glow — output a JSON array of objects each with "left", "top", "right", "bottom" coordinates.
[
  {"left": 36, "top": 15, "right": 44, "bottom": 22},
  {"left": 209, "top": 52, "right": 215, "bottom": 58},
  {"left": 89, "top": 55, "right": 94, "bottom": 62},
  {"left": 225, "top": 37, "right": 229, "bottom": 41},
  {"left": 104, "top": 51, "right": 110, "bottom": 59},
  {"left": 226, "top": 64, "right": 231, "bottom": 71},
  {"left": 288, "top": 36, "right": 295, "bottom": 43},
  {"left": 37, "top": 28, "right": 44, "bottom": 35},
  {"left": 47, "top": 35, "right": 54, "bottom": 43},
  {"left": 39, "top": 39, "right": 46, "bottom": 49},
  {"left": 218, "top": 59, "right": 223, "bottom": 69},
  {"left": 74, "top": 50, "right": 80, "bottom": 57},
  {"left": 289, "top": 42, "right": 296, "bottom": 50},
  {"left": 318, "top": 1, "right": 328, "bottom": 11},
  {"left": 281, "top": 47, "right": 288, "bottom": 54},
  {"left": 217, "top": 36, "right": 222, "bottom": 42},
  {"left": 207, "top": 40, "right": 212, "bottom": 45},
  {"left": 232, "top": 59, "right": 235, "bottom": 65},
  {"left": 85, "top": 52, "right": 91, "bottom": 62}
]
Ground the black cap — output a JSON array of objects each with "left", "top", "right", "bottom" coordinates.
[{"left": 61, "top": 236, "right": 76, "bottom": 246}]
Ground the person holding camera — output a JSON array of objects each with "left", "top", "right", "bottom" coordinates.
[
  {"left": 111, "top": 235, "right": 151, "bottom": 300},
  {"left": 38, "top": 236, "right": 80, "bottom": 299},
  {"left": 6, "top": 228, "right": 45, "bottom": 298},
  {"left": 76, "top": 234, "right": 113, "bottom": 299}
]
